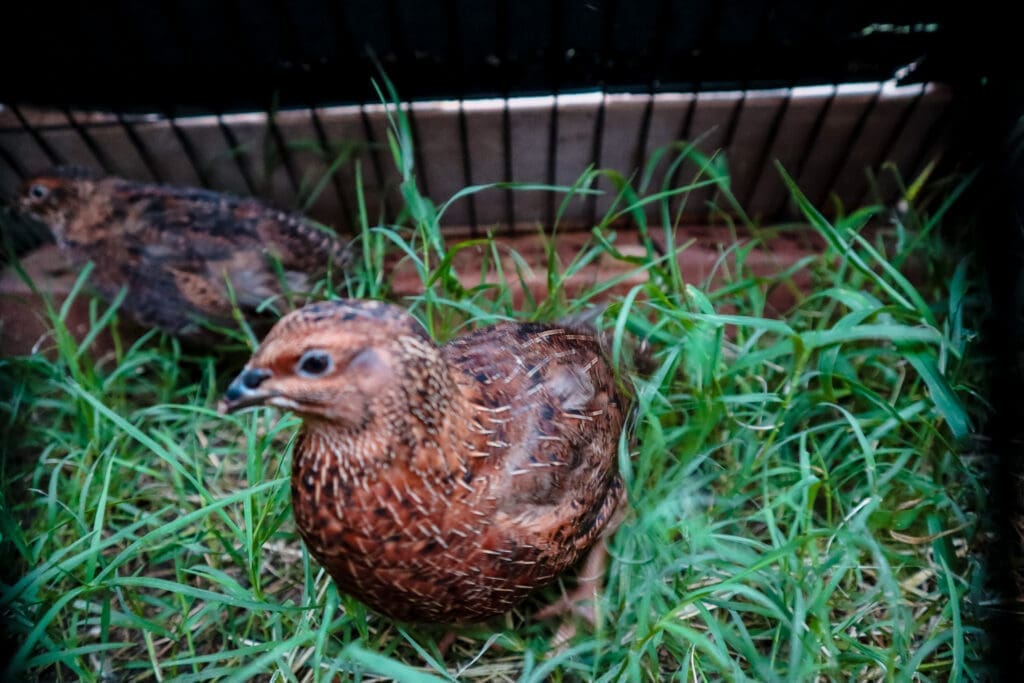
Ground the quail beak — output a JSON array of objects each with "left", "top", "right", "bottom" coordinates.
[{"left": 219, "top": 368, "right": 274, "bottom": 415}]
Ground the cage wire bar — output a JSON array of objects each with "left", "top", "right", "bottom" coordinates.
[
  {"left": 1, "top": 80, "right": 955, "bottom": 237},
  {"left": 0, "top": 0, "right": 963, "bottom": 238}
]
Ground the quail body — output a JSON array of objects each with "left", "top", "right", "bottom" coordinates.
[
  {"left": 222, "top": 299, "right": 627, "bottom": 623},
  {"left": 13, "top": 166, "right": 350, "bottom": 340}
]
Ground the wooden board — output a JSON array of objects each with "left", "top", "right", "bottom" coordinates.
[
  {"left": 1, "top": 84, "right": 955, "bottom": 232},
  {"left": 0, "top": 228, "right": 828, "bottom": 357}
]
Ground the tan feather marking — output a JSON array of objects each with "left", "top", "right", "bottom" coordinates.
[
  {"left": 473, "top": 403, "right": 511, "bottom": 414},
  {"left": 522, "top": 328, "right": 567, "bottom": 344}
]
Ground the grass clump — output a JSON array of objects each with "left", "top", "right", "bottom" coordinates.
[{"left": 0, "top": 89, "right": 991, "bottom": 681}]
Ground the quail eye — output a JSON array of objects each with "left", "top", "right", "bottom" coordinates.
[
  {"left": 297, "top": 350, "right": 333, "bottom": 377},
  {"left": 28, "top": 184, "right": 49, "bottom": 199}
]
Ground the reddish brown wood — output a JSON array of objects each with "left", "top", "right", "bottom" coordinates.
[
  {"left": 1, "top": 227, "right": 828, "bottom": 356},
  {"left": 0, "top": 246, "right": 137, "bottom": 358}
]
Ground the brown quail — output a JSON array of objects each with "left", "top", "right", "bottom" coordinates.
[
  {"left": 220, "top": 298, "right": 628, "bottom": 623},
  {"left": 13, "top": 166, "right": 350, "bottom": 341}
]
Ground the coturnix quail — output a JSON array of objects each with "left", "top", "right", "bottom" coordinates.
[
  {"left": 221, "top": 299, "right": 628, "bottom": 623},
  {"left": 15, "top": 166, "right": 350, "bottom": 341}
]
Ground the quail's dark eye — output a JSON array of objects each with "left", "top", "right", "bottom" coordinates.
[
  {"left": 28, "top": 184, "right": 49, "bottom": 199},
  {"left": 297, "top": 350, "right": 333, "bottom": 377}
]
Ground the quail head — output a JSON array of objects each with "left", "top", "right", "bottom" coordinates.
[
  {"left": 14, "top": 166, "right": 351, "bottom": 341},
  {"left": 221, "top": 299, "right": 629, "bottom": 623}
]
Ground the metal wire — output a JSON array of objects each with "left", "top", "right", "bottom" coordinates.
[
  {"left": 853, "top": 83, "right": 927, "bottom": 208},
  {"left": 215, "top": 110, "right": 257, "bottom": 195},
  {"left": 741, "top": 86, "right": 794, "bottom": 210},
  {"left": 10, "top": 105, "right": 63, "bottom": 167},
  {"left": 782, "top": 85, "right": 838, "bottom": 218},
  {"left": 1, "top": 77, "right": 953, "bottom": 231},
  {"left": 63, "top": 108, "right": 114, "bottom": 174},
  {"left": 116, "top": 113, "right": 163, "bottom": 182},
  {"left": 816, "top": 85, "right": 883, "bottom": 208},
  {"left": 164, "top": 106, "right": 212, "bottom": 188}
]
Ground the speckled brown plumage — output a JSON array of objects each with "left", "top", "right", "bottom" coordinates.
[
  {"left": 221, "top": 299, "right": 627, "bottom": 623},
  {"left": 13, "top": 166, "right": 350, "bottom": 340}
]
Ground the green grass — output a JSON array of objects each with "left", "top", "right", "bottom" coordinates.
[{"left": 0, "top": 87, "right": 992, "bottom": 681}]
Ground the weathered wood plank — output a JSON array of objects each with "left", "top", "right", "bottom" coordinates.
[
  {"left": 828, "top": 81, "right": 923, "bottom": 210},
  {"left": 641, "top": 93, "right": 696, "bottom": 224},
  {"left": 795, "top": 82, "right": 880, "bottom": 212},
  {"left": 31, "top": 126, "right": 106, "bottom": 174},
  {"left": 268, "top": 109, "right": 345, "bottom": 228},
  {"left": 126, "top": 119, "right": 205, "bottom": 187},
  {"left": 413, "top": 99, "right": 472, "bottom": 229},
  {"left": 463, "top": 97, "right": 508, "bottom": 229},
  {"left": 216, "top": 110, "right": 297, "bottom": 212},
  {"left": 682, "top": 91, "right": 741, "bottom": 220},
  {"left": 169, "top": 114, "right": 253, "bottom": 197},
  {"left": 723, "top": 89, "right": 789, "bottom": 214},
  {"left": 746, "top": 85, "right": 834, "bottom": 220},
  {"left": 593, "top": 93, "right": 650, "bottom": 219},
  {"left": 508, "top": 96, "right": 554, "bottom": 230},
  {"left": 313, "top": 104, "right": 383, "bottom": 235},
  {"left": 361, "top": 103, "right": 404, "bottom": 225},
  {"left": 68, "top": 111, "right": 156, "bottom": 182},
  {"left": 0, "top": 130, "right": 57, "bottom": 186},
  {"left": 871, "top": 83, "right": 954, "bottom": 204},
  {"left": 551, "top": 93, "right": 602, "bottom": 227},
  {"left": 1, "top": 83, "right": 956, "bottom": 230}
]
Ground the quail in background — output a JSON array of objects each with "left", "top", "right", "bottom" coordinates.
[
  {"left": 221, "top": 299, "right": 629, "bottom": 624},
  {"left": 14, "top": 166, "right": 350, "bottom": 341}
]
